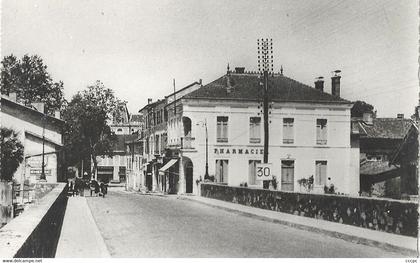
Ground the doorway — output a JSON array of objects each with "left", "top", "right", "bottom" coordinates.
[
  {"left": 185, "top": 161, "right": 193, "bottom": 193},
  {"left": 281, "top": 160, "right": 295, "bottom": 191}
]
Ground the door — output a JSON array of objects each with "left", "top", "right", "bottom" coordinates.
[
  {"left": 281, "top": 160, "right": 294, "bottom": 191},
  {"left": 185, "top": 162, "right": 193, "bottom": 193}
]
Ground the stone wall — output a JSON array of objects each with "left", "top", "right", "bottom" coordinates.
[
  {"left": 201, "top": 183, "right": 418, "bottom": 237},
  {"left": 15, "top": 184, "right": 67, "bottom": 257},
  {"left": 0, "top": 183, "right": 67, "bottom": 258}
]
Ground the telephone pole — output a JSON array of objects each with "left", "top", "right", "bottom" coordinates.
[{"left": 257, "top": 38, "right": 273, "bottom": 188}]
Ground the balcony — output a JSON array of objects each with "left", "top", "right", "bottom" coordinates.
[{"left": 181, "top": 136, "right": 195, "bottom": 150}]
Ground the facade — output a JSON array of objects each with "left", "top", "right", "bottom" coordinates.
[
  {"left": 163, "top": 67, "right": 359, "bottom": 196},
  {"left": 96, "top": 134, "right": 137, "bottom": 183},
  {"left": 95, "top": 102, "right": 144, "bottom": 183},
  {"left": 138, "top": 81, "right": 203, "bottom": 193},
  {"left": 1, "top": 94, "right": 64, "bottom": 184}
]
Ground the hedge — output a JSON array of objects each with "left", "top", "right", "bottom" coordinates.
[{"left": 201, "top": 183, "right": 418, "bottom": 237}]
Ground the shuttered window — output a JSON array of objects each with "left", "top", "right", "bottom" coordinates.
[
  {"left": 217, "top": 116, "right": 229, "bottom": 143},
  {"left": 316, "top": 119, "right": 328, "bottom": 145},
  {"left": 283, "top": 118, "right": 294, "bottom": 144}
]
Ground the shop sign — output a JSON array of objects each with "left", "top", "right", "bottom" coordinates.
[{"left": 214, "top": 148, "right": 264, "bottom": 155}]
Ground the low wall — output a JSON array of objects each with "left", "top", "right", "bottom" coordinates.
[
  {"left": 201, "top": 183, "right": 418, "bottom": 237},
  {"left": 0, "top": 183, "right": 68, "bottom": 258}
]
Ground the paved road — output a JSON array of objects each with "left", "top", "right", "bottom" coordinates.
[{"left": 86, "top": 189, "right": 406, "bottom": 257}]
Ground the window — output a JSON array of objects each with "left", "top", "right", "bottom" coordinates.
[
  {"left": 316, "top": 119, "right": 328, "bottom": 145},
  {"left": 155, "top": 135, "right": 160, "bottom": 154},
  {"left": 215, "top": 159, "right": 229, "bottom": 183},
  {"left": 145, "top": 138, "right": 150, "bottom": 154},
  {"left": 283, "top": 118, "right": 294, "bottom": 144},
  {"left": 315, "top": 161, "right": 327, "bottom": 185},
  {"left": 249, "top": 117, "right": 261, "bottom": 143},
  {"left": 217, "top": 116, "right": 229, "bottom": 143},
  {"left": 248, "top": 160, "right": 261, "bottom": 185}
]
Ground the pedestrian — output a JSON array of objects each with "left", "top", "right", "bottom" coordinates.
[{"left": 90, "top": 178, "right": 99, "bottom": 197}]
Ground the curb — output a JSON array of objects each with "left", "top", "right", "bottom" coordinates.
[{"left": 178, "top": 196, "right": 418, "bottom": 257}]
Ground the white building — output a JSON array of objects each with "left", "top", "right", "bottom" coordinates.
[
  {"left": 165, "top": 67, "right": 359, "bottom": 196},
  {"left": 1, "top": 94, "right": 64, "bottom": 184}
]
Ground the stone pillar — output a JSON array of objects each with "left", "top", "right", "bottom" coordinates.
[
  {"left": 113, "top": 165, "right": 119, "bottom": 182},
  {"left": 179, "top": 157, "right": 185, "bottom": 194}
]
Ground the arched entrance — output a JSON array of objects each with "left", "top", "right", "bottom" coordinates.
[{"left": 185, "top": 159, "right": 193, "bottom": 194}]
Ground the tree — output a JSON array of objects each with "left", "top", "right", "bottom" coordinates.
[
  {"left": 62, "top": 81, "right": 122, "bottom": 178},
  {"left": 1, "top": 54, "right": 65, "bottom": 115},
  {"left": 351, "top": 100, "right": 374, "bottom": 117},
  {"left": 1, "top": 127, "right": 24, "bottom": 181}
]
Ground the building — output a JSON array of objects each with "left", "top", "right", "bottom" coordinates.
[
  {"left": 110, "top": 102, "right": 142, "bottom": 135},
  {"left": 96, "top": 134, "right": 137, "bottom": 183},
  {"left": 354, "top": 114, "right": 413, "bottom": 198},
  {"left": 1, "top": 93, "right": 64, "bottom": 183},
  {"left": 139, "top": 80, "right": 203, "bottom": 193},
  {"left": 162, "top": 67, "right": 359, "bottom": 196},
  {"left": 95, "top": 102, "right": 143, "bottom": 183}
]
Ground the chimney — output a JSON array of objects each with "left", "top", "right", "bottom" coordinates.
[
  {"left": 363, "top": 112, "right": 373, "bottom": 125},
  {"left": 32, "top": 102, "right": 45, "bottom": 113},
  {"left": 234, "top": 67, "right": 245, "bottom": 74},
  {"left": 331, "top": 70, "right": 341, "bottom": 97},
  {"left": 314, "top": 77, "right": 324, "bottom": 92},
  {"left": 54, "top": 110, "right": 61, "bottom": 119},
  {"left": 199, "top": 79, "right": 202, "bottom": 86},
  {"left": 397, "top": 113, "right": 404, "bottom": 119},
  {"left": 148, "top": 98, "right": 152, "bottom": 105},
  {"left": 8, "top": 92, "right": 17, "bottom": 102}
]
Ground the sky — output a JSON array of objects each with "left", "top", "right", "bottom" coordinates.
[{"left": 1, "top": 0, "right": 419, "bottom": 117}]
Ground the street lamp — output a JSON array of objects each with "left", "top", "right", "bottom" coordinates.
[{"left": 196, "top": 119, "right": 209, "bottom": 180}]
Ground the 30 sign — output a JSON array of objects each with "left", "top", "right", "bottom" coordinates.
[{"left": 256, "top": 163, "right": 272, "bottom": 181}]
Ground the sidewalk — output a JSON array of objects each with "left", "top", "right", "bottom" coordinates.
[
  {"left": 177, "top": 195, "right": 418, "bottom": 256},
  {"left": 55, "top": 196, "right": 110, "bottom": 258}
]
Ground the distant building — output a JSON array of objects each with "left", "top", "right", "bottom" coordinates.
[
  {"left": 95, "top": 102, "right": 143, "bottom": 183},
  {"left": 95, "top": 134, "right": 137, "bottom": 183},
  {"left": 110, "top": 102, "right": 142, "bottom": 135},
  {"left": 354, "top": 113, "right": 414, "bottom": 198},
  {"left": 1, "top": 93, "right": 64, "bottom": 183},
  {"left": 162, "top": 67, "right": 359, "bottom": 195}
]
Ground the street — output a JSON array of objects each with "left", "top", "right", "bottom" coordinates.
[{"left": 86, "top": 189, "right": 406, "bottom": 257}]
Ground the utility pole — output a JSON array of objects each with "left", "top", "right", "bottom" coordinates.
[
  {"left": 40, "top": 110, "right": 47, "bottom": 182},
  {"left": 257, "top": 38, "right": 273, "bottom": 189}
]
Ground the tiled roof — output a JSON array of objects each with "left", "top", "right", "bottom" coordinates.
[
  {"left": 184, "top": 73, "right": 351, "bottom": 104},
  {"left": 130, "top": 114, "right": 143, "bottom": 123},
  {"left": 360, "top": 160, "right": 398, "bottom": 175},
  {"left": 359, "top": 118, "right": 413, "bottom": 139}
]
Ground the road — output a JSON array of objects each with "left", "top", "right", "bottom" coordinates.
[{"left": 86, "top": 189, "right": 406, "bottom": 257}]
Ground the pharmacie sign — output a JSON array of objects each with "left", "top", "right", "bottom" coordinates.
[{"left": 214, "top": 147, "right": 264, "bottom": 155}]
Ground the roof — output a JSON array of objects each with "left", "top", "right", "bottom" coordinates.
[
  {"left": 138, "top": 99, "right": 165, "bottom": 113},
  {"left": 360, "top": 160, "right": 398, "bottom": 175},
  {"left": 165, "top": 81, "right": 201, "bottom": 98},
  {"left": 390, "top": 121, "right": 419, "bottom": 164},
  {"left": 359, "top": 118, "right": 413, "bottom": 139},
  {"left": 113, "top": 134, "right": 138, "bottom": 152},
  {"left": 130, "top": 114, "right": 143, "bottom": 123},
  {"left": 1, "top": 95, "right": 64, "bottom": 125},
  {"left": 183, "top": 73, "right": 351, "bottom": 104}
]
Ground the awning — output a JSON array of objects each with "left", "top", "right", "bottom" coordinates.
[{"left": 159, "top": 159, "right": 178, "bottom": 174}]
